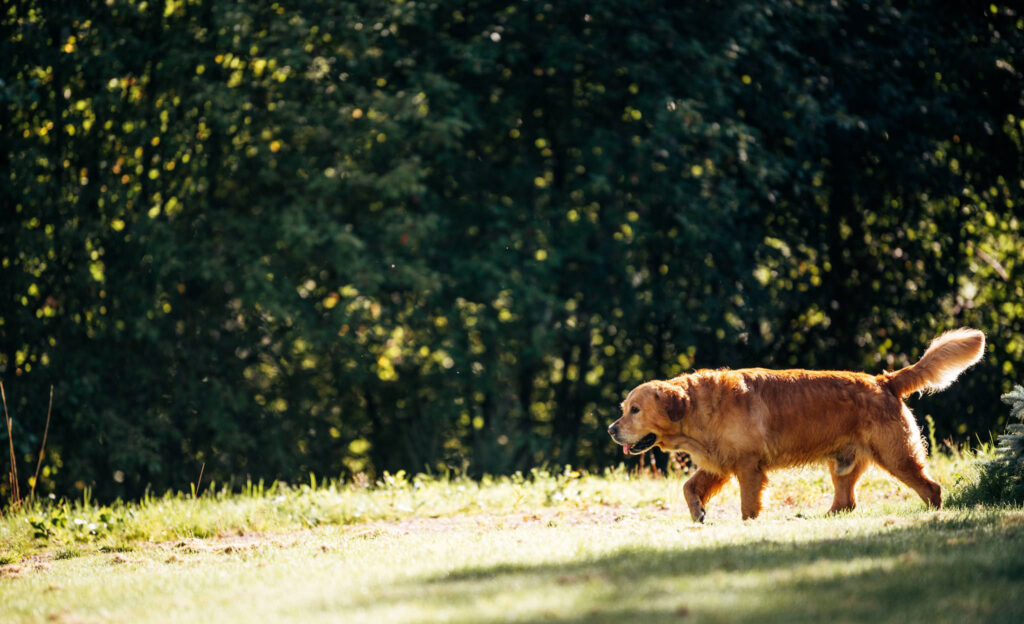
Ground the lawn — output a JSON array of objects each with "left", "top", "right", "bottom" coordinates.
[{"left": 1, "top": 453, "right": 1023, "bottom": 623}]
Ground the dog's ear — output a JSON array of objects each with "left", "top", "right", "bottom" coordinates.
[{"left": 655, "top": 382, "right": 689, "bottom": 422}]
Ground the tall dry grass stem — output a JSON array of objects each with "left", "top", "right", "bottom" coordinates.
[
  {"left": 194, "top": 462, "right": 205, "bottom": 499},
  {"left": 30, "top": 385, "right": 54, "bottom": 502},
  {"left": 1, "top": 381, "right": 21, "bottom": 510}
]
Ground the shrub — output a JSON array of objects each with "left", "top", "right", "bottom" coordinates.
[{"left": 952, "top": 385, "right": 1024, "bottom": 506}]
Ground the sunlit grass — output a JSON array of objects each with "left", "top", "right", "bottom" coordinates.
[
  {"left": 0, "top": 449, "right": 989, "bottom": 561},
  {"left": 1, "top": 450, "right": 1021, "bottom": 623}
]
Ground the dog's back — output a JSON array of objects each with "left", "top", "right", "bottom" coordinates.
[{"left": 685, "top": 368, "right": 887, "bottom": 469}]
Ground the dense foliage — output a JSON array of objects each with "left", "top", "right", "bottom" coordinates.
[{"left": 3, "top": 1, "right": 1023, "bottom": 500}]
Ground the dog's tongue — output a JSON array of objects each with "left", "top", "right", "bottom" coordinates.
[{"left": 622, "top": 444, "right": 630, "bottom": 455}]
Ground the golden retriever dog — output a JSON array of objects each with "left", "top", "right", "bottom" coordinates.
[{"left": 607, "top": 328, "right": 985, "bottom": 522}]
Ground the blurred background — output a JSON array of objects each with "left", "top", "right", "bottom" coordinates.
[{"left": 2, "top": 0, "right": 1022, "bottom": 500}]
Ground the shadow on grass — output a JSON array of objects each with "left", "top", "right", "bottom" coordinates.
[{"left": 348, "top": 514, "right": 1024, "bottom": 624}]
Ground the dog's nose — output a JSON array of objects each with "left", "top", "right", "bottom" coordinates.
[{"left": 607, "top": 423, "right": 619, "bottom": 437}]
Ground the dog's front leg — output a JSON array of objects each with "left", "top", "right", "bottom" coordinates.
[
  {"left": 682, "top": 469, "right": 729, "bottom": 523},
  {"left": 736, "top": 461, "right": 768, "bottom": 520}
]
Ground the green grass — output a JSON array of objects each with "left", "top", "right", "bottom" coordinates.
[{"left": 1, "top": 452, "right": 1023, "bottom": 623}]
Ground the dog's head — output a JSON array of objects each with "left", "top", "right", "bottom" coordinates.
[{"left": 607, "top": 380, "right": 690, "bottom": 454}]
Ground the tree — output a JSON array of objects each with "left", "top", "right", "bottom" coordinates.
[{"left": 2, "top": 0, "right": 1022, "bottom": 501}]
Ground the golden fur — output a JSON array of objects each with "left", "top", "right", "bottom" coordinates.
[{"left": 608, "top": 328, "right": 985, "bottom": 521}]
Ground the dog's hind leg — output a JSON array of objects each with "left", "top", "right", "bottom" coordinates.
[
  {"left": 871, "top": 407, "right": 942, "bottom": 508},
  {"left": 683, "top": 469, "right": 729, "bottom": 523},
  {"left": 874, "top": 450, "right": 941, "bottom": 508},
  {"left": 827, "top": 455, "right": 868, "bottom": 513}
]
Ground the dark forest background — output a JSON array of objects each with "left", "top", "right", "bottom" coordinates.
[{"left": 2, "top": 0, "right": 1023, "bottom": 500}]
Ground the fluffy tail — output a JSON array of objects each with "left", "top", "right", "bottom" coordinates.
[{"left": 884, "top": 328, "right": 985, "bottom": 398}]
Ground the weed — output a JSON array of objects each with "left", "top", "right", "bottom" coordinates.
[{"left": 54, "top": 545, "right": 81, "bottom": 560}]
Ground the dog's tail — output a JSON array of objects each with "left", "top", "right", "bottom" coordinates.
[{"left": 883, "top": 328, "right": 985, "bottom": 398}]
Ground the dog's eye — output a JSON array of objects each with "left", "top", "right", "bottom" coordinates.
[{"left": 630, "top": 406, "right": 640, "bottom": 415}]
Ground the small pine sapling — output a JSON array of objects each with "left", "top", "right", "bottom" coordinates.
[
  {"left": 950, "top": 384, "right": 1024, "bottom": 506},
  {"left": 992, "top": 384, "right": 1024, "bottom": 502}
]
